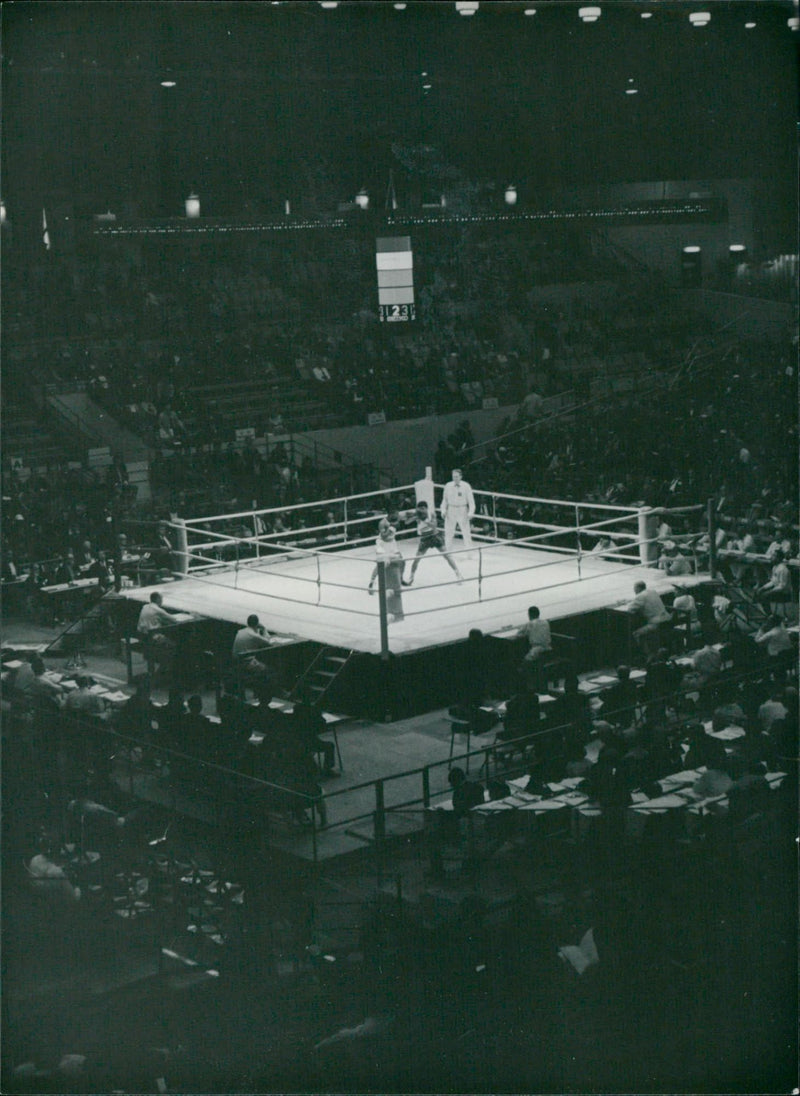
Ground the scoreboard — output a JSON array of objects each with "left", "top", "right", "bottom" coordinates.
[{"left": 376, "top": 236, "right": 415, "bottom": 322}]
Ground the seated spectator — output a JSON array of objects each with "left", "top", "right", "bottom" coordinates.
[
  {"left": 643, "top": 648, "right": 682, "bottom": 709},
  {"left": 54, "top": 550, "right": 77, "bottom": 584},
  {"left": 232, "top": 613, "right": 276, "bottom": 688},
  {"left": 448, "top": 766, "right": 485, "bottom": 817},
  {"left": 548, "top": 671, "right": 592, "bottom": 748},
  {"left": 292, "top": 700, "right": 337, "bottom": 777},
  {"left": 136, "top": 591, "right": 179, "bottom": 666},
  {"left": 12, "top": 654, "right": 66, "bottom": 709},
  {"left": 691, "top": 642, "right": 723, "bottom": 685},
  {"left": 658, "top": 542, "right": 692, "bottom": 577},
  {"left": 755, "top": 551, "right": 793, "bottom": 612},
  {"left": 85, "top": 549, "right": 113, "bottom": 589},
  {"left": 671, "top": 588, "right": 701, "bottom": 642},
  {"left": 757, "top": 686, "right": 788, "bottom": 733},
  {"left": 765, "top": 525, "right": 793, "bottom": 562},
  {"left": 691, "top": 760, "right": 733, "bottom": 800},
  {"left": 497, "top": 673, "right": 540, "bottom": 748},
  {"left": 517, "top": 605, "right": 552, "bottom": 677},
  {"left": 173, "top": 694, "right": 220, "bottom": 761},
  {"left": 626, "top": 581, "right": 671, "bottom": 658},
  {"left": 76, "top": 540, "right": 96, "bottom": 573},
  {"left": 63, "top": 675, "right": 105, "bottom": 717},
  {"left": 599, "top": 665, "right": 638, "bottom": 727},
  {"left": 754, "top": 616, "right": 793, "bottom": 665},
  {"left": 725, "top": 757, "right": 771, "bottom": 823},
  {"left": 114, "top": 679, "right": 159, "bottom": 736}
]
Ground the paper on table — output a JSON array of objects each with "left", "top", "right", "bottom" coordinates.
[
  {"left": 631, "top": 793, "right": 688, "bottom": 811},
  {"left": 765, "top": 772, "right": 787, "bottom": 788},
  {"left": 585, "top": 740, "right": 603, "bottom": 764},
  {"left": 558, "top": 928, "right": 599, "bottom": 975},
  {"left": 519, "top": 798, "right": 568, "bottom": 812},
  {"left": 592, "top": 675, "right": 618, "bottom": 685},
  {"left": 707, "top": 725, "right": 745, "bottom": 741},
  {"left": 102, "top": 690, "right": 129, "bottom": 703}
]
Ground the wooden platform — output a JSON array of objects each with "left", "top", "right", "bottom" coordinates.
[{"left": 120, "top": 540, "right": 707, "bottom": 655}]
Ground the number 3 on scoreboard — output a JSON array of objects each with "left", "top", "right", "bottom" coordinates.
[{"left": 380, "top": 303, "right": 415, "bottom": 322}]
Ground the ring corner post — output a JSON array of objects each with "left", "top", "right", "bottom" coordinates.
[
  {"left": 377, "top": 560, "right": 390, "bottom": 658},
  {"left": 173, "top": 517, "right": 189, "bottom": 576},
  {"left": 637, "top": 506, "right": 658, "bottom": 567}
]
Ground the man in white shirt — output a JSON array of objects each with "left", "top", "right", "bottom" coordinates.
[
  {"left": 441, "top": 468, "right": 475, "bottom": 554},
  {"left": 626, "top": 581, "right": 671, "bottom": 657},
  {"left": 136, "top": 591, "right": 179, "bottom": 672},
  {"left": 755, "top": 616, "right": 793, "bottom": 660},
  {"left": 137, "top": 591, "right": 176, "bottom": 640},
  {"left": 517, "top": 605, "right": 552, "bottom": 688},
  {"left": 232, "top": 614, "right": 274, "bottom": 676}
]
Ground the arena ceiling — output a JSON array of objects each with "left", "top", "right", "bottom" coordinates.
[{"left": 1, "top": 2, "right": 797, "bottom": 229}]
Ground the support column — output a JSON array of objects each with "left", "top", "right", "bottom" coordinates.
[
  {"left": 638, "top": 508, "right": 658, "bottom": 567},
  {"left": 173, "top": 517, "right": 189, "bottom": 575}
]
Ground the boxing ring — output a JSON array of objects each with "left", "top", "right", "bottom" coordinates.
[{"left": 121, "top": 481, "right": 710, "bottom": 657}]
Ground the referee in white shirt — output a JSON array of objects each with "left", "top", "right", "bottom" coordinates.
[{"left": 441, "top": 468, "right": 475, "bottom": 553}]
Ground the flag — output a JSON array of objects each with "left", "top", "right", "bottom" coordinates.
[{"left": 42, "top": 207, "right": 50, "bottom": 250}]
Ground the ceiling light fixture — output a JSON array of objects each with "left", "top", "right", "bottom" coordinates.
[
  {"left": 319, "top": 1, "right": 339, "bottom": 8},
  {"left": 524, "top": 7, "right": 537, "bottom": 14},
  {"left": 160, "top": 80, "right": 176, "bottom": 87},
  {"left": 455, "top": 2, "right": 479, "bottom": 15},
  {"left": 789, "top": 16, "right": 800, "bottom": 29},
  {"left": 744, "top": 21, "right": 756, "bottom": 28},
  {"left": 640, "top": 10, "right": 653, "bottom": 17},
  {"left": 682, "top": 245, "right": 701, "bottom": 253},
  {"left": 393, "top": 2, "right": 407, "bottom": 8},
  {"left": 578, "top": 7, "right": 601, "bottom": 23},
  {"left": 626, "top": 88, "right": 638, "bottom": 95},
  {"left": 689, "top": 11, "right": 711, "bottom": 26}
]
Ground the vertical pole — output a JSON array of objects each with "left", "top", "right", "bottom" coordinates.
[
  {"left": 375, "top": 779, "right": 385, "bottom": 887},
  {"left": 638, "top": 507, "right": 657, "bottom": 567},
  {"left": 174, "top": 518, "right": 189, "bottom": 575},
  {"left": 575, "top": 504, "right": 582, "bottom": 578},
  {"left": 377, "top": 560, "right": 389, "bottom": 658},
  {"left": 492, "top": 493, "right": 498, "bottom": 541},
  {"left": 316, "top": 553, "right": 322, "bottom": 606},
  {"left": 707, "top": 497, "right": 718, "bottom": 579},
  {"left": 311, "top": 796, "right": 318, "bottom": 866},
  {"left": 422, "top": 765, "right": 430, "bottom": 809},
  {"left": 254, "top": 513, "right": 260, "bottom": 559},
  {"left": 343, "top": 498, "right": 349, "bottom": 543},
  {"left": 375, "top": 780, "right": 385, "bottom": 838},
  {"left": 478, "top": 547, "right": 483, "bottom": 602}
]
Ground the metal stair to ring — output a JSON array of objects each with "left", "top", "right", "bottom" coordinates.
[{"left": 289, "top": 647, "right": 355, "bottom": 707}]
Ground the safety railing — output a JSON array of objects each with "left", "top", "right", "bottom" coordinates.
[{"left": 29, "top": 653, "right": 791, "bottom": 874}]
